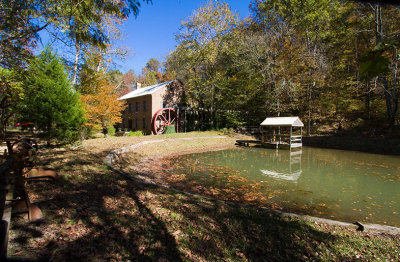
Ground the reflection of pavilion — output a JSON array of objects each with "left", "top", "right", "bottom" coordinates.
[{"left": 260, "top": 149, "right": 302, "bottom": 182}]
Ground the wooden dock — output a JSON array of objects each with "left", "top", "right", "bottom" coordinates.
[
  {"left": 236, "top": 140, "right": 302, "bottom": 150},
  {"left": 235, "top": 140, "right": 261, "bottom": 147},
  {"left": 262, "top": 142, "right": 302, "bottom": 149}
]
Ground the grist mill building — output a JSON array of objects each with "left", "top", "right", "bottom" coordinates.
[{"left": 118, "top": 80, "right": 183, "bottom": 134}]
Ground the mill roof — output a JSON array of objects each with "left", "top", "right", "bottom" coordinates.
[
  {"left": 260, "top": 117, "right": 304, "bottom": 127},
  {"left": 118, "top": 80, "right": 175, "bottom": 100}
]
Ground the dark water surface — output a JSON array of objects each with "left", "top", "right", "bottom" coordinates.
[{"left": 167, "top": 147, "right": 400, "bottom": 227}]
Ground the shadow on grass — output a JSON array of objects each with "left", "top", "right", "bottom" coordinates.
[
  {"left": 10, "top": 148, "right": 182, "bottom": 261},
  {"left": 8, "top": 147, "right": 375, "bottom": 261},
  {"left": 152, "top": 191, "right": 337, "bottom": 261}
]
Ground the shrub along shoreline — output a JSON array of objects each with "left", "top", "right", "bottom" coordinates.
[{"left": 7, "top": 132, "right": 400, "bottom": 261}]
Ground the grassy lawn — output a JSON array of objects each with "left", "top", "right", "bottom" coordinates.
[{"left": 8, "top": 131, "right": 400, "bottom": 261}]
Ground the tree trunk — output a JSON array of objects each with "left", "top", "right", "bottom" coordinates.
[
  {"left": 71, "top": 41, "right": 80, "bottom": 87},
  {"left": 96, "top": 49, "right": 103, "bottom": 72},
  {"left": 210, "top": 85, "right": 215, "bottom": 128},
  {"left": 102, "top": 121, "right": 108, "bottom": 138},
  {"left": 373, "top": 3, "right": 398, "bottom": 127},
  {"left": 375, "top": 3, "right": 383, "bottom": 45},
  {"left": 392, "top": 47, "right": 399, "bottom": 126},
  {"left": 366, "top": 81, "right": 371, "bottom": 120},
  {"left": 383, "top": 77, "right": 397, "bottom": 127},
  {"left": 0, "top": 96, "right": 11, "bottom": 142},
  {"left": 306, "top": 82, "right": 315, "bottom": 136}
]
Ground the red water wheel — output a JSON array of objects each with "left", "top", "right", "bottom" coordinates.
[{"left": 151, "top": 108, "right": 179, "bottom": 135}]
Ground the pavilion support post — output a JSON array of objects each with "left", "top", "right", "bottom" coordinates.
[
  {"left": 300, "top": 127, "right": 302, "bottom": 147},
  {"left": 278, "top": 126, "right": 281, "bottom": 144},
  {"left": 273, "top": 128, "right": 276, "bottom": 143}
]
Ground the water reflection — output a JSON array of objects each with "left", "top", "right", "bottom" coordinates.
[
  {"left": 166, "top": 147, "right": 400, "bottom": 226},
  {"left": 260, "top": 149, "right": 302, "bottom": 182}
]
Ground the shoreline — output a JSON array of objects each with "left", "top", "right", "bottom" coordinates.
[
  {"left": 7, "top": 132, "right": 400, "bottom": 261},
  {"left": 105, "top": 138, "right": 400, "bottom": 235},
  {"left": 303, "top": 135, "right": 400, "bottom": 155}
]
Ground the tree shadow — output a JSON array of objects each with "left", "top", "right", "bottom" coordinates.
[
  {"left": 9, "top": 148, "right": 183, "bottom": 261},
  {"left": 149, "top": 190, "right": 339, "bottom": 261},
  {"left": 7, "top": 146, "right": 387, "bottom": 261}
]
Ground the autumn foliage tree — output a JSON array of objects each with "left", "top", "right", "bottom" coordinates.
[
  {"left": 79, "top": 48, "right": 125, "bottom": 135},
  {"left": 0, "top": 0, "right": 149, "bottom": 137},
  {"left": 81, "top": 78, "right": 125, "bottom": 131},
  {"left": 166, "top": 0, "right": 240, "bottom": 129},
  {"left": 137, "top": 58, "right": 163, "bottom": 86},
  {"left": 166, "top": 0, "right": 400, "bottom": 133}
]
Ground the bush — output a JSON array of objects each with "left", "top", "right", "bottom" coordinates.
[
  {"left": 82, "top": 126, "right": 101, "bottom": 139},
  {"left": 222, "top": 111, "right": 245, "bottom": 129},
  {"left": 164, "top": 125, "right": 176, "bottom": 134},
  {"left": 221, "top": 127, "right": 234, "bottom": 136},
  {"left": 126, "top": 130, "right": 144, "bottom": 136},
  {"left": 107, "top": 125, "right": 116, "bottom": 136}
]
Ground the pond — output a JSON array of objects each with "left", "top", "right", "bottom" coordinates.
[{"left": 165, "top": 147, "right": 400, "bottom": 227}]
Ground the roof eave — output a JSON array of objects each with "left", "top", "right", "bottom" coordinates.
[{"left": 117, "top": 80, "right": 175, "bottom": 100}]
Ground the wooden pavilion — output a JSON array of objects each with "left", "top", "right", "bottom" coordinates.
[{"left": 260, "top": 117, "right": 304, "bottom": 149}]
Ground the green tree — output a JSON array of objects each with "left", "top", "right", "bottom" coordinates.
[
  {"left": 146, "top": 58, "right": 160, "bottom": 72},
  {"left": 1, "top": 0, "right": 150, "bottom": 82},
  {"left": 139, "top": 68, "right": 158, "bottom": 86},
  {"left": 20, "top": 48, "right": 85, "bottom": 144},
  {"left": 0, "top": 0, "right": 43, "bottom": 69},
  {"left": 251, "top": 0, "right": 345, "bottom": 134},
  {"left": 167, "top": 0, "right": 240, "bottom": 129},
  {"left": 106, "top": 69, "right": 138, "bottom": 96},
  {"left": 164, "top": 0, "right": 400, "bottom": 133},
  {"left": 0, "top": 67, "right": 23, "bottom": 140},
  {"left": 55, "top": 0, "right": 149, "bottom": 86},
  {"left": 357, "top": 3, "right": 400, "bottom": 127},
  {"left": 138, "top": 58, "right": 162, "bottom": 86},
  {"left": 0, "top": 0, "right": 150, "bottom": 142}
]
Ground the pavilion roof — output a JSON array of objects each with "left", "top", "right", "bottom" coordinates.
[{"left": 260, "top": 117, "right": 304, "bottom": 127}]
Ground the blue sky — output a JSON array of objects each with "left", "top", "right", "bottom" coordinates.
[{"left": 115, "top": 0, "right": 251, "bottom": 74}]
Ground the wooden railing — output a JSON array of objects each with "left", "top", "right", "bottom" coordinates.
[{"left": 235, "top": 126, "right": 261, "bottom": 135}]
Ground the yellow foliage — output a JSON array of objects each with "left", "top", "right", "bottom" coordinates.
[{"left": 81, "top": 77, "right": 125, "bottom": 128}]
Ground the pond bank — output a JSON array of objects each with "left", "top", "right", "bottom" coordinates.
[
  {"left": 108, "top": 139, "right": 400, "bottom": 235},
  {"left": 7, "top": 132, "right": 400, "bottom": 261},
  {"left": 303, "top": 135, "right": 400, "bottom": 155}
]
